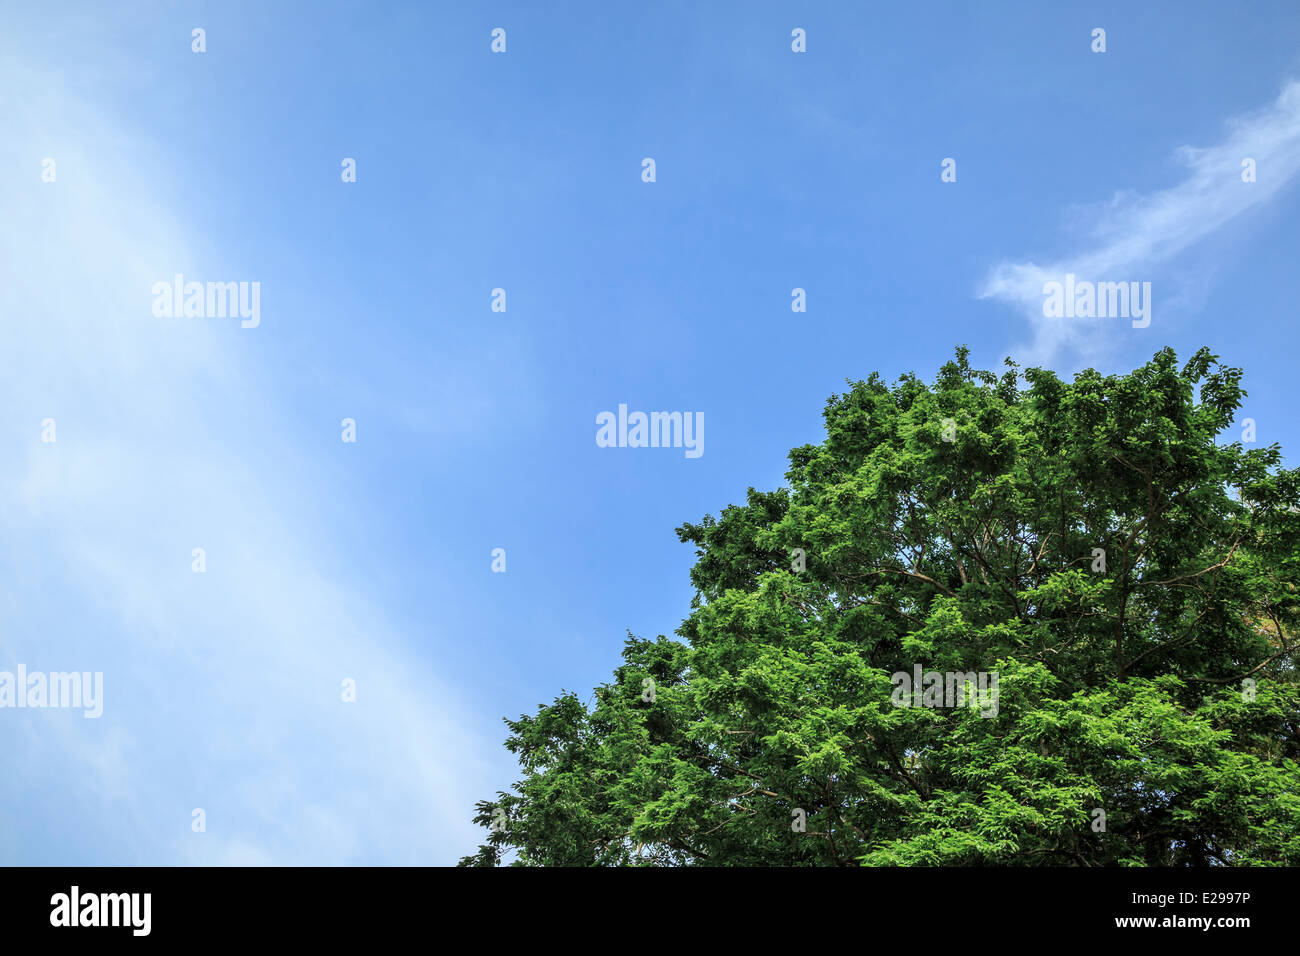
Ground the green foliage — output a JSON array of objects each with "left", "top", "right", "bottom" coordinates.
[{"left": 461, "top": 347, "right": 1300, "bottom": 866}]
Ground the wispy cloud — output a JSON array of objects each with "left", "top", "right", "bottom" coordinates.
[
  {"left": 980, "top": 80, "right": 1300, "bottom": 364},
  {"left": 0, "top": 54, "right": 498, "bottom": 865}
]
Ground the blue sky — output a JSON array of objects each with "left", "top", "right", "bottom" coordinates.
[{"left": 1, "top": 1, "right": 1298, "bottom": 865}]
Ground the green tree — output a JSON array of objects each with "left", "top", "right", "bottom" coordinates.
[{"left": 460, "top": 347, "right": 1300, "bottom": 866}]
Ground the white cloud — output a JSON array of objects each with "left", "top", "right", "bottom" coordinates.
[
  {"left": 0, "top": 54, "right": 497, "bottom": 864},
  {"left": 979, "top": 80, "right": 1300, "bottom": 364}
]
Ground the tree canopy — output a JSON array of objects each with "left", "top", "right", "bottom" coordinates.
[{"left": 461, "top": 347, "right": 1300, "bottom": 866}]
